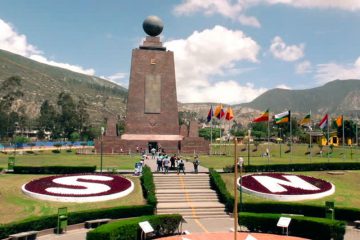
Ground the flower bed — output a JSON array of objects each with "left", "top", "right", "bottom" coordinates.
[
  {"left": 238, "top": 173, "right": 335, "bottom": 201},
  {"left": 22, "top": 174, "right": 134, "bottom": 202}
]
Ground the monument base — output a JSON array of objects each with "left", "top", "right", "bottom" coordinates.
[{"left": 95, "top": 135, "right": 209, "bottom": 155}]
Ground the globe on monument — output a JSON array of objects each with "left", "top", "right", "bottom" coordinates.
[{"left": 142, "top": 15, "right": 163, "bottom": 37}]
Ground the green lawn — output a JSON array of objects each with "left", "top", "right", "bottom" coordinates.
[
  {"left": 0, "top": 151, "right": 143, "bottom": 170},
  {"left": 221, "top": 171, "right": 360, "bottom": 209},
  {"left": 0, "top": 174, "right": 145, "bottom": 224}
]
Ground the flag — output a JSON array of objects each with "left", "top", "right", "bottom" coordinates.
[
  {"left": 274, "top": 111, "right": 290, "bottom": 124},
  {"left": 207, "top": 105, "right": 214, "bottom": 122},
  {"left": 336, "top": 115, "right": 343, "bottom": 127},
  {"left": 253, "top": 109, "right": 269, "bottom": 122},
  {"left": 225, "top": 107, "right": 234, "bottom": 121},
  {"left": 319, "top": 114, "right": 328, "bottom": 129},
  {"left": 214, "top": 104, "right": 225, "bottom": 119},
  {"left": 299, "top": 112, "right": 311, "bottom": 126}
]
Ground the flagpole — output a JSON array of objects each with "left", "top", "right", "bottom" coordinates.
[
  {"left": 267, "top": 117, "right": 270, "bottom": 164},
  {"left": 342, "top": 114, "right": 345, "bottom": 159},
  {"left": 289, "top": 110, "right": 292, "bottom": 163},
  {"left": 210, "top": 119, "right": 213, "bottom": 154},
  {"left": 327, "top": 113, "right": 330, "bottom": 162},
  {"left": 309, "top": 110, "right": 312, "bottom": 162}
]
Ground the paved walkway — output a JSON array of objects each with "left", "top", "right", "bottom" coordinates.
[
  {"left": 159, "top": 232, "right": 308, "bottom": 240},
  {"left": 144, "top": 155, "right": 208, "bottom": 173}
]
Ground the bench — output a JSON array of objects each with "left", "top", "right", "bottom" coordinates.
[
  {"left": 355, "top": 220, "right": 360, "bottom": 229},
  {"left": 9, "top": 231, "right": 38, "bottom": 240},
  {"left": 85, "top": 218, "right": 111, "bottom": 228}
]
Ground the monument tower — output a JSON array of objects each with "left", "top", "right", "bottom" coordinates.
[
  {"left": 96, "top": 16, "right": 209, "bottom": 154},
  {"left": 120, "top": 16, "right": 182, "bottom": 152}
]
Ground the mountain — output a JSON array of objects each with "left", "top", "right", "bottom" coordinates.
[
  {"left": 0, "top": 49, "right": 128, "bottom": 123},
  {"left": 239, "top": 80, "right": 360, "bottom": 115}
]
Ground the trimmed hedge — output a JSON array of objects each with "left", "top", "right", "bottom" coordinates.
[
  {"left": 86, "top": 214, "right": 182, "bottom": 240},
  {"left": 223, "top": 162, "right": 360, "bottom": 173},
  {"left": 13, "top": 165, "right": 96, "bottom": 174},
  {"left": 140, "top": 166, "right": 157, "bottom": 207},
  {"left": 0, "top": 205, "right": 153, "bottom": 239},
  {"left": 239, "top": 212, "right": 346, "bottom": 240},
  {"left": 208, "top": 169, "right": 360, "bottom": 222}
]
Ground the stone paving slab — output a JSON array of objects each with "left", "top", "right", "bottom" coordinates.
[
  {"left": 157, "top": 202, "right": 224, "bottom": 209},
  {"left": 37, "top": 228, "right": 89, "bottom": 240}
]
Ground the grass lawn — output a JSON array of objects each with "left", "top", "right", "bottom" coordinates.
[
  {"left": 0, "top": 174, "right": 145, "bottom": 224},
  {"left": 221, "top": 170, "right": 360, "bottom": 209},
  {"left": 0, "top": 151, "right": 143, "bottom": 170}
]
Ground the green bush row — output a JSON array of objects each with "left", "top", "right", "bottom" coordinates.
[
  {"left": 13, "top": 165, "right": 96, "bottom": 174},
  {"left": 239, "top": 212, "right": 346, "bottom": 240},
  {"left": 140, "top": 166, "right": 157, "bottom": 207},
  {"left": 0, "top": 205, "right": 153, "bottom": 239},
  {"left": 208, "top": 169, "right": 360, "bottom": 221},
  {"left": 87, "top": 214, "right": 182, "bottom": 240},
  {"left": 223, "top": 162, "right": 360, "bottom": 173}
]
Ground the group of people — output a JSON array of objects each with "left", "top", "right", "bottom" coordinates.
[{"left": 155, "top": 153, "right": 200, "bottom": 174}]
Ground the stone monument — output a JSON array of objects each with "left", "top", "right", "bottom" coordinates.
[{"left": 95, "top": 16, "right": 209, "bottom": 154}]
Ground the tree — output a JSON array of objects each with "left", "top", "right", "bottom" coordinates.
[
  {"left": 57, "top": 92, "right": 78, "bottom": 139},
  {"left": 199, "top": 127, "right": 221, "bottom": 141},
  {"left": 38, "top": 100, "right": 57, "bottom": 131},
  {"left": 77, "top": 97, "right": 89, "bottom": 135}
]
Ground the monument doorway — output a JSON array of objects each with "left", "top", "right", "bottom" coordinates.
[{"left": 148, "top": 142, "right": 158, "bottom": 152}]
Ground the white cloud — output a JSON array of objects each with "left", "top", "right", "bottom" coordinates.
[
  {"left": 238, "top": 15, "right": 261, "bottom": 28},
  {"left": 164, "top": 25, "right": 264, "bottom": 104},
  {"left": 0, "top": 18, "right": 95, "bottom": 75},
  {"left": 315, "top": 57, "right": 360, "bottom": 84},
  {"left": 101, "top": 72, "right": 128, "bottom": 87},
  {"left": 275, "top": 84, "right": 291, "bottom": 89},
  {"left": 270, "top": 36, "right": 304, "bottom": 62},
  {"left": 266, "top": 0, "right": 360, "bottom": 11},
  {"left": 295, "top": 60, "right": 312, "bottom": 74}
]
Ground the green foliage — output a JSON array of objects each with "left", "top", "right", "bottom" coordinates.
[
  {"left": 140, "top": 166, "right": 157, "bottom": 207},
  {"left": 13, "top": 165, "right": 96, "bottom": 174},
  {"left": 209, "top": 168, "right": 234, "bottom": 211},
  {"left": 239, "top": 212, "right": 346, "bottom": 240},
  {"left": 199, "top": 127, "right": 221, "bottom": 140},
  {"left": 208, "top": 169, "right": 360, "bottom": 222},
  {"left": 223, "top": 162, "right": 360, "bottom": 173},
  {"left": 86, "top": 214, "right": 182, "bottom": 240},
  {"left": 0, "top": 205, "right": 153, "bottom": 239},
  {"left": 13, "top": 136, "right": 30, "bottom": 145}
]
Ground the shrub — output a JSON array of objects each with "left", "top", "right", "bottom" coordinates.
[
  {"left": 239, "top": 212, "right": 346, "bottom": 240},
  {"left": 0, "top": 205, "right": 153, "bottom": 239},
  {"left": 52, "top": 149, "right": 61, "bottom": 154},
  {"left": 25, "top": 151, "right": 35, "bottom": 154},
  {"left": 140, "top": 166, "right": 157, "bottom": 207},
  {"left": 223, "top": 162, "right": 360, "bottom": 173},
  {"left": 209, "top": 168, "right": 234, "bottom": 211},
  {"left": 86, "top": 214, "right": 182, "bottom": 240},
  {"left": 13, "top": 166, "right": 96, "bottom": 174},
  {"left": 208, "top": 170, "right": 360, "bottom": 222}
]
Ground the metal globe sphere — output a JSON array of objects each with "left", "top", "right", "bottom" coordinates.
[{"left": 143, "top": 16, "right": 164, "bottom": 37}]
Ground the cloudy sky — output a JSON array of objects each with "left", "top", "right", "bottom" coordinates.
[{"left": 0, "top": 0, "right": 360, "bottom": 104}]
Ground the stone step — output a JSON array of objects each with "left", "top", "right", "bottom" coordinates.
[
  {"left": 157, "top": 198, "right": 219, "bottom": 203},
  {"left": 154, "top": 180, "right": 210, "bottom": 183},
  {"left": 157, "top": 202, "right": 224, "bottom": 209},
  {"left": 156, "top": 189, "right": 216, "bottom": 194},
  {"left": 156, "top": 186, "right": 210, "bottom": 190},
  {"left": 157, "top": 207, "right": 226, "bottom": 213}
]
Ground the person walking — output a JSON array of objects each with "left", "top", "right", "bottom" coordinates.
[
  {"left": 193, "top": 155, "right": 200, "bottom": 174},
  {"left": 151, "top": 147, "right": 156, "bottom": 159},
  {"left": 156, "top": 154, "right": 163, "bottom": 172},
  {"left": 163, "top": 155, "right": 170, "bottom": 174},
  {"left": 177, "top": 158, "right": 185, "bottom": 175},
  {"left": 170, "top": 154, "right": 176, "bottom": 169}
]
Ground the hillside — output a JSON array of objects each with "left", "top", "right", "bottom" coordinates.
[
  {"left": 239, "top": 80, "right": 360, "bottom": 115},
  {"left": 0, "top": 49, "right": 128, "bottom": 123}
]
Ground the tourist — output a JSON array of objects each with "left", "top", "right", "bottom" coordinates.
[
  {"left": 151, "top": 147, "right": 156, "bottom": 159},
  {"left": 193, "top": 155, "right": 200, "bottom": 174},
  {"left": 156, "top": 154, "right": 163, "bottom": 172},
  {"left": 163, "top": 155, "right": 170, "bottom": 174},
  {"left": 170, "top": 154, "right": 176, "bottom": 169},
  {"left": 177, "top": 158, "right": 185, "bottom": 175},
  {"left": 136, "top": 146, "right": 139, "bottom": 153}
]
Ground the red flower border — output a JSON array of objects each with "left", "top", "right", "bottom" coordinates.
[
  {"left": 24, "top": 174, "right": 132, "bottom": 197},
  {"left": 240, "top": 173, "right": 332, "bottom": 195}
]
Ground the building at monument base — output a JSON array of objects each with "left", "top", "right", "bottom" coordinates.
[{"left": 95, "top": 16, "right": 209, "bottom": 155}]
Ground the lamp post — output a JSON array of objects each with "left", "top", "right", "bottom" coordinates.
[
  {"left": 238, "top": 157, "right": 244, "bottom": 213},
  {"left": 233, "top": 138, "right": 238, "bottom": 240},
  {"left": 100, "top": 127, "right": 105, "bottom": 173},
  {"left": 247, "top": 129, "right": 251, "bottom": 166},
  {"left": 279, "top": 127, "right": 282, "bottom": 158}
]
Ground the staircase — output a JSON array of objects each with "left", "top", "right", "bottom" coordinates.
[{"left": 154, "top": 173, "right": 229, "bottom": 219}]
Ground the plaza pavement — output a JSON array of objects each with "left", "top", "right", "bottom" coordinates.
[{"left": 35, "top": 158, "right": 360, "bottom": 240}]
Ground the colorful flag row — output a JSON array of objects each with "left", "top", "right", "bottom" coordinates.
[{"left": 207, "top": 105, "right": 234, "bottom": 122}]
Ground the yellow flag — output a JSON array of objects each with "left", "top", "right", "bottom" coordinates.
[{"left": 336, "top": 115, "right": 343, "bottom": 127}]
